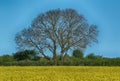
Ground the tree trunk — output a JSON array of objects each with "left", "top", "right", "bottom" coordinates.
[
  {"left": 53, "top": 41, "right": 57, "bottom": 65},
  {"left": 60, "top": 50, "right": 64, "bottom": 63}
]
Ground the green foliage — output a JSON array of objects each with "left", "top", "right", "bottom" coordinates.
[
  {"left": 0, "top": 55, "right": 14, "bottom": 64},
  {"left": 72, "top": 49, "right": 84, "bottom": 59},
  {"left": 63, "top": 54, "right": 71, "bottom": 62},
  {"left": 2, "top": 61, "right": 41, "bottom": 66},
  {"left": 1, "top": 51, "right": 120, "bottom": 66},
  {"left": 85, "top": 53, "right": 103, "bottom": 59},
  {"left": 13, "top": 50, "right": 38, "bottom": 61}
]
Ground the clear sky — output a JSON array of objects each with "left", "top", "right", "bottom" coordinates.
[{"left": 0, "top": 0, "right": 120, "bottom": 57}]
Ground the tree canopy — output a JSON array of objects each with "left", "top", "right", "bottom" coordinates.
[{"left": 15, "top": 9, "right": 98, "bottom": 61}]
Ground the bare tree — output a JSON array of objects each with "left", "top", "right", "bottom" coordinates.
[{"left": 15, "top": 9, "right": 98, "bottom": 61}]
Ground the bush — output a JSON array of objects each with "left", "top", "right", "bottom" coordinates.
[
  {"left": 0, "top": 55, "right": 14, "bottom": 65},
  {"left": 13, "top": 50, "right": 38, "bottom": 61},
  {"left": 72, "top": 49, "right": 84, "bottom": 59}
]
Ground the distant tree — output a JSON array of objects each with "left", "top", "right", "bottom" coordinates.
[
  {"left": 72, "top": 49, "right": 84, "bottom": 59},
  {"left": 15, "top": 9, "right": 98, "bottom": 62},
  {"left": 85, "top": 53, "right": 103, "bottom": 59},
  {"left": 13, "top": 50, "right": 37, "bottom": 61}
]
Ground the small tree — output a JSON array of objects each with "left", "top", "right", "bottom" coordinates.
[{"left": 72, "top": 49, "right": 84, "bottom": 59}]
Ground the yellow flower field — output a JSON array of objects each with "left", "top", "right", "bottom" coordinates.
[{"left": 0, "top": 66, "right": 120, "bottom": 81}]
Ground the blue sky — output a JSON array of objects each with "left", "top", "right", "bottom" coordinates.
[{"left": 0, "top": 0, "right": 120, "bottom": 57}]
